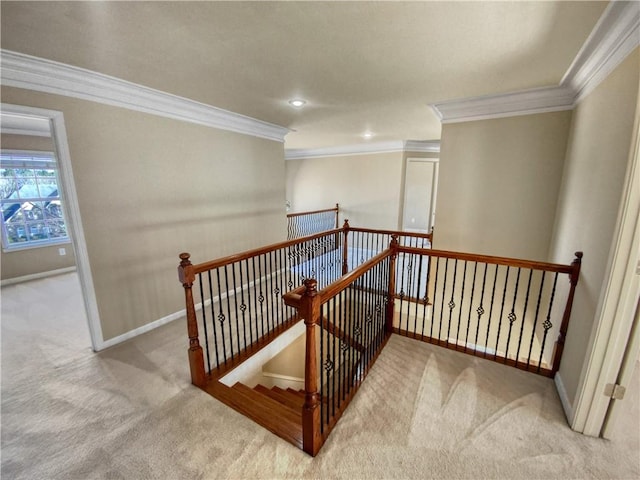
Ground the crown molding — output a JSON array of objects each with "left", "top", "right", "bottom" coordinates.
[
  {"left": 430, "top": 1, "right": 639, "bottom": 124},
  {"left": 404, "top": 140, "right": 440, "bottom": 153},
  {"left": 561, "top": 0, "right": 640, "bottom": 104},
  {"left": 430, "top": 86, "right": 575, "bottom": 124},
  {"left": 285, "top": 140, "right": 439, "bottom": 160},
  {"left": 0, "top": 50, "right": 289, "bottom": 143}
]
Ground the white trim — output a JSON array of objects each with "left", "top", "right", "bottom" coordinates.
[
  {"left": 403, "top": 140, "right": 440, "bottom": 153},
  {"left": 562, "top": 1, "right": 640, "bottom": 104},
  {"left": 430, "top": 86, "right": 575, "bottom": 125},
  {"left": 572, "top": 97, "right": 640, "bottom": 436},
  {"left": 99, "top": 306, "right": 189, "bottom": 350},
  {"left": 555, "top": 373, "right": 574, "bottom": 422},
  {"left": 285, "top": 140, "right": 440, "bottom": 160},
  {"left": 0, "top": 266, "right": 76, "bottom": 287},
  {"left": 0, "top": 103, "right": 104, "bottom": 352},
  {"left": 261, "top": 371, "right": 305, "bottom": 383},
  {"left": 430, "top": 3, "right": 639, "bottom": 124},
  {"left": 1, "top": 127, "right": 51, "bottom": 137},
  {"left": 0, "top": 50, "right": 289, "bottom": 143}
]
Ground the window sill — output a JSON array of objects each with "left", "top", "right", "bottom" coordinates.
[{"left": 2, "top": 238, "right": 71, "bottom": 253}]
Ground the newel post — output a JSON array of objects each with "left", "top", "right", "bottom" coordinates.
[
  {"left": 178, "top": 253, "right": 206, "bottom": 388},
  {"left": 335, "top": 203, "right": 340, "bottom": 229},
  {"left": 300, "top": 278, "right": 322, "bottom": 456},
  {"left": 552, "top": 251, "right": 583, "bottom": 375},
  {"left": 386, "top": 235, "right": 399, "bottom": 333},
  {"left": 342, "top": 219, "right": 350, "bottom": 275}
]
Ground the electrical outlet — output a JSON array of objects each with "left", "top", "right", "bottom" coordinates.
[{"left": 59, "top": 247, "right": 66, "bottom": 256}]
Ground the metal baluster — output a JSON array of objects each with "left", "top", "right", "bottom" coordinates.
[
  {"left": 504, "top": 268, "right": 522, "bottom": 363},
  {"left": 207, "top": 270, "right": 220, "bottom": 369},
  {"left": 464, "top": 262, "right": 478, "bottom": 352},
  {"left": 242, "top": 259, "right": 253, "bottom": 348},
  {"left": 527, "top": 271, "right": 546, "bottom": 368},
  {"left": 223, "top": 265, "right": 237, "bottom": 360},
  {"left": 422, "top": 255, "right": 432, "bottom": 339},
  {"left": 455, "top": 261, "right": 468, "bottom": 346},
  {"left": 438, "top": 258, "right": 449, "bottom": 341},
  {"left": 494, "top": 266, "right": 510, "bottom": 360},
  {"left": 231, "top": 262, "right": 243, "bottom": 352},
  {"left": 537, "top": 272, "right": 559, "bottom": 372},
  {"left": 256, "top": 255, "right": 266, "bottom": 338},
  {"left": 215, "top": 267, "right": 228, "bottom": 365},
  {"left": 413, "top": 252, "right": 424, "bottom": 339},
  {"left": 431, "top": 257, "right": 441, "bottom": 341},
  {"left": 198, "top": 272, "right": 211, "bottom": 373},
  {"left": 320, "top": 302, "right": 326, "bottom": 433},
  {"left": 515, "top": 269, "right": 534, "bottom": 363},
  {"left": 473, "top": 263, "right": 488, "bottom": 351},
  {"left": 446, "top": 259, "right": 458, "bottom": 346},
  {"left": 483, "top": 264, "right": 499, "bottom": 357}
]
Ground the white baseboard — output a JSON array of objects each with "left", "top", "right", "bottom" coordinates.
[
  {"left": 1, "top": 266, "right": 77, "bottom": 287},
  {"left": 97, "top": 307, "right": 187, "bottom": 350},
  {"left": 554, "top": 373, "right": 575, "bottom": 424}
]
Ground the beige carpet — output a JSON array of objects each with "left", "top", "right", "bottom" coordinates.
[{"left": 2, "top": 273, "right": 639, "bottom": 479}]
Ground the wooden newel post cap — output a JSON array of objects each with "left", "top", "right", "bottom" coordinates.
[
  {"left": 342, "top": 219, "right": 350, "bottom": 229},
  {"left": 179, "top": 252, "right": 191, "bottom": 266},
  {"left": 390, "top": 234, "right": 399, "bottom": 248},
  {"left": 574, "top": 251, "right": 583, "bottom": 262},
  {"left": 303, "top": 278, "right": 318, "bottom": 296}
]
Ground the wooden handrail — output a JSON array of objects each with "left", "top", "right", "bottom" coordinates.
[
  {"left": 397, "top": 245, "right": 575, "bottom": 274},
  {"left": 350, "top": 226, "right": 433, "bottom": 240},
  {"left": 287, "top": 204, "right": 339, "bottom": 219},
  {"left": 319, "top": 248, "right": 393, "bottom": 301},
  {"left": 192, "top": 227, "right": 343, "bottom": 274}
]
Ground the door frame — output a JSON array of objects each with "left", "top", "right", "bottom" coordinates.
[
  {"left": 400, "top": 157, "right": 439, "bottom": 233},
  {"left": 571, "top": 98, "right": 640, "bottom": 435},
  {"left": 2, "top": 103, "right": 102, "bottom": 351}
]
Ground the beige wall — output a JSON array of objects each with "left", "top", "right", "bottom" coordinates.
[
  {"left": 436, "top": 111, "right": 572, "bottom": 261},
  {"left": 1, "top": 134, "right": 77, "bottom": 280},
  {"left": 2, "top": 87, "right": 287, "bottom": 341},
  {"left": 549, "top": 48, "right": 640, "bottom": 406},
  {"left": 285, "top": 151, "right": 404, "bottom": 230}
]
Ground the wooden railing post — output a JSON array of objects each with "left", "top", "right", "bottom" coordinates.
[
  {"left": 335, "top": 203, "right": 340, "bottom": 229},
  {"left": 386, "top": 235, "right": 399, "bottom": 332},
  {"left": 552, "top": 251, "right": 583, "bottom": 375},
  {"left": 178, "top": 253, "right": 206, "bottom": 387},
  {"left": 342, "top": 219, "right": 350, "bottom": 275},
  {"left": 300, "top": 278, "right": 322, "bottom": 456}
]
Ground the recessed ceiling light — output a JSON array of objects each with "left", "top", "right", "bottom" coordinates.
[
  {"left": 288, "top": 99, "right": 306, "bottom": 108},
  {"left": 363, "top": 132, "right": 374, "bottom": 139}
]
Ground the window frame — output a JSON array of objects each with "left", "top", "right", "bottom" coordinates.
[{"left": 1, "top": 149, "right": 71, "bottom": 252}]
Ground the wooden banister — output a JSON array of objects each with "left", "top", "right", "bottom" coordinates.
[
  {"left": 178, "top": 253, "right": 206, "bottom": 387},
  {"left": 552, "top": 251, "right": 583, "bottom": 374},
  {"left": 286, "top": 205, "right": 339, "bottom": 219},
  {"left": 397, "top": 246, "right": 575, "bottom": 274},
  {"left": 192, "top": 227, "right": 343, "bottom": 274},
  {"left": 300, "top": 279, "right": 322, "bottom": 456},
  {"left": 350, "top": 226, "right": 433, "bottom": 241}
]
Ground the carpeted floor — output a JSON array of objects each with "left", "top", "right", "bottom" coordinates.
[{"left": 2, "top": 273, "right": 639, "bottom": 479}]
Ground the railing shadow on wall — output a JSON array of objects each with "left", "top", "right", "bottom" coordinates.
[{"left": 178, "top": 214, "right": 580, "bottom": 456}]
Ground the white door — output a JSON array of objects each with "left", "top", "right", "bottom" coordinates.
[{"left": 402, "top": 158, "right": 438, "bottom": 232}]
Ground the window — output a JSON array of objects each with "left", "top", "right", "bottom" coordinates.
[{"left": 1, "top": 150, "right": 69, "bottom": 250}]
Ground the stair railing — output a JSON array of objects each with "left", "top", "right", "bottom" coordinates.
[
  {"left": 391, "top": 246, "right": 582, "bottom": 376},
  {"left": 287, "top": 204, "right": 340, "bottom": 240},
  {"left": 178, "top": 228, "right": 346, "bottom": 385},
  {"left": 283, "top": 238, "right": 398, "bottom": 456}
]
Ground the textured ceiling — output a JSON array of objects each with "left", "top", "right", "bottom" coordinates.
[{"left": 0, "top": 1, "right": 608, "bottom": 149}]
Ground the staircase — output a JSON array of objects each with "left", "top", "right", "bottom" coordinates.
[{"left": 203, "top": 380, "right": 305, "bottom": 449}]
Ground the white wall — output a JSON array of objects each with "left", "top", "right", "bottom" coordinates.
[
  {"left": 286, "top": 152, "right": 404, "bottom": 230},
  {"left": 436, "top": 111, "right": 572, "bottom": 261},
  {"left": 549, "top": 48, "right": 640, "bottom": 407}
]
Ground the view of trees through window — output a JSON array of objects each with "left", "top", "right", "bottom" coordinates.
[{"left": 1, "top": 151, "right": 68, "bottom": 249}]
